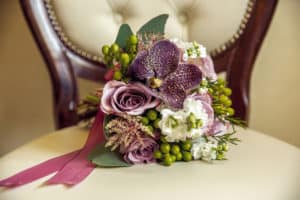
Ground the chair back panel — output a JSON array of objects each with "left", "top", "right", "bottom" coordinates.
[
  {"left": 20, "top": 0, "right": 278, "bottom": 129},
  {"left": 51, "top": 0, "right": 248, "bottom": 57}
]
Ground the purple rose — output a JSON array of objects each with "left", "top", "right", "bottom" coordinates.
[
  {"left": 121, "top": 137, "right": 158, "bottom": 164},
  {"left": 188, "top": 92, "right": 214, "bottom": 133},
  {"left": 209, "top": 119, "right": 230, "bottom": 136},
  {"left": 101, "top": 81, "right": 160, "bottom": 115}
]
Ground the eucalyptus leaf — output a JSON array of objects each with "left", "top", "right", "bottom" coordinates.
[
  {"left": 115, "top": 24, "right": 133, "bottom": 48},
  {"left": 88, "top": 143, "right": 132, "bottom": 167},
  {"left": 137, "top": 14, "right": 169, "bottom": 36}
]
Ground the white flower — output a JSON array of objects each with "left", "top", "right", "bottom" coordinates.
[
  {"left": 191, "top": 137, "right": 218, "bottom": 161},
  {"left": 159, "top": 97, "right": 210, "bottom": 142},
  {"left": 170, "top": 38, "right": 207, "bottom": 61}
]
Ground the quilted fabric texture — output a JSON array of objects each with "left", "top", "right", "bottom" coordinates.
[{"left": 51, "top": 0, "right": 249, "bottom": 55}]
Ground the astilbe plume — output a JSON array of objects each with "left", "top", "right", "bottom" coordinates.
[
  {"left": 105, "top": 114, "right": 153, "bottom": 151},
  {"left": 137, "top": 32, "right": 164, "bottom": 52}
]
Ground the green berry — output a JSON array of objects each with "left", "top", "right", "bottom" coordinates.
[
  {"left": 160, "top": 143, "right": 170, "bottom": 154},
  {"left": 171, "top": 155, "right": 176, "bottom": 162},
  {"left": 146, "top": 109, "right": 158, "bottom": 121},
  {"left": 147, "top": 125, "right": 154, "bottom": 132},
  {"left": 171, "top": 144, "right": 180, "bottom": 155},
  {"left": 223, "top": 88, "right": 232, "bottom": 96},
  {"left": 175, "top": 152, "right": 183, "bottom": 161},
  {"left": 220, "top": 95, "right": 229, "bottom": 104},
  {"left": 160, "top": 135, "right": 167, "bottom": 143},
  {"left": 227, "top": 108, "right": 235, "bottom": 116},
  {"left": 153, "top": 119, "right": 161, "bottom": 129},
  {"left": 163, "top": 156, "right": 173, "bottom": 166},
  {"left": 182, "top": 151, "right": 192, "bottom": 162},
  {"left": 153, "top": 150, "right": 162, "bottom": 160},
  {"left": 181, "top": 141, "right": 192, "bottom": 151},
  {"left": 129, "top": 35, "right": 138, "bottom": 45},
  {"left": 113, "top": 70, "right": 122, "bottom": 80},
  {"left": 217, "top": 153, "right": 225, "bottom": 160},
  {"left": 217, "top": 145, "right": 223, "bottom": 151},
  {"left": 141, "top": 117, "right": 149, "bottom": 125},
  {"left": 110, "top": 43, "right": 119, "bottom": 54},
  {"left": 222, "top": 144, "right": 229, "bottom": 152},
  {"left": 224, "top": 99, "right": 232, "bottom": 107},
  {"left": 120, "top": 53, "right": 130, "bottom": 66},
  {"left": 217, "top": 78, "right": 225, "bottom": 85},
  {"left": 104, "top": 55, "right": 112, "bottom": 62},
  {"left": 102, "top": 45, "right": 110, "bottom": 55}
]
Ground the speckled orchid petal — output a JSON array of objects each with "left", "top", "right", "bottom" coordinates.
[
  {"left": 128, "top": 50, "right": 154, "bottom": 80},
  {"left": 148, "top": 40, "right": 180, "bottom": 79},
  {"left": 164, "top": 63, "right": 202, "bottom": 91},
  {"left": 160, "top": 83, "right": 186, "bottom": 109}
]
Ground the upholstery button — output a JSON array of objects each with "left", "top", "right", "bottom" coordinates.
[
  {"left": 178, "top": 13, "right": 188, "bottom": 24},
  {"left": 114, "top": 13, "right": 123, "bottom": 24}
]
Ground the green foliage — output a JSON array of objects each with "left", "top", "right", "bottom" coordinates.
[
  {"left": 115, "top": 24, "right": 134, "bottom": 49},
  {"left": 137, "top": 14, "right": 169, "bottom": 37},
  {"left": 88, "top": 143, "right": 132, "bottom": 167}
]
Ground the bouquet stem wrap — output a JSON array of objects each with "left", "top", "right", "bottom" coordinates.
[{"left": 0, "top": 111, "right": 105, "bottom": 187}]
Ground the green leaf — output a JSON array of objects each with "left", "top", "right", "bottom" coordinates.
[
  {"left": 137, "top": 14, "right": 169, "bottom": 36},
  {"left": 115, "top": 24, "right": 133, "bottom": 49},
  {"left": 88, "top": 143, "right": 132, "bottom": 167}
]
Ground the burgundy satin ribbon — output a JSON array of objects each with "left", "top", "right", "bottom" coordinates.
[{"left": 0, "top": 111, "right": 104, "bottom": 187}]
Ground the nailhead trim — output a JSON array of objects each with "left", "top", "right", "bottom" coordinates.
[{"left": 44, "top": 0, "right": 256, "bottom": 61}]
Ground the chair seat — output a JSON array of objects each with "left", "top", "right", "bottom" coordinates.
[{"left": 0, "top": 126, "right": 299, "bottom": 200}]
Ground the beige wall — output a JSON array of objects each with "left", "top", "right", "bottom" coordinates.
[{"left": 0, "top": 0, "right": 299, "bottom": 156}]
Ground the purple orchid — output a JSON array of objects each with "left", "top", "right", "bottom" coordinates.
[{"left": 129, "top": 40, "right": 202, "bottom": 109}]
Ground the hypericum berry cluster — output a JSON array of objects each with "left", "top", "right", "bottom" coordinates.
[
  {"left": 140, "top": 109, "right": 161, "bottom": 133},
  {"left": 101, "top": 35, "right": 138, "bottom": 81},
  {"left": 215, "top": 142, "right": 229, "bottom": 160},
  {"left": 201, "top": 78, "right": 234, "bottom": 118},
  {"left": 153, "top": 137, "right": 193, "bottom": 166}
]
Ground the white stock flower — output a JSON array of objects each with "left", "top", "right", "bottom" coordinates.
[
  {"left": 191, "top": 137, "right": 218, "bottom": 161},
  {"left": 159, "top": 97, "right": 209, "bottom": 142}
]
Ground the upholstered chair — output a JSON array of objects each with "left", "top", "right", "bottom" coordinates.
[{"left": 21, "top": 0, "right": 277, "bottom": 129}]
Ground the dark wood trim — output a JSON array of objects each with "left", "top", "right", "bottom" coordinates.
[{"left": 20, "top": 0, "right": 278, "bottom": 128}]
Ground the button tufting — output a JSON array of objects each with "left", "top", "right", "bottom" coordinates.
[
  {"left": 114, "top": 13, "right": 123, "bottom": 24},
  {"left": 178, "top": 13, "right": 188, "bottom": 24}
]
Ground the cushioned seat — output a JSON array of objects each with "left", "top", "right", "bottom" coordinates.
[{"left": 0, "top": 127, "right": 299, "bottom": 200}]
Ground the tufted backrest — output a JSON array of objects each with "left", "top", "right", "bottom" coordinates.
[
  {"left": 21, "top": 0, "right": 277, "bottom": 129},
  {"left": 50, "top": 0, "right": 249, "bottom": 60}
]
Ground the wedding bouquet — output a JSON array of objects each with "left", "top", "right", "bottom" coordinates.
[
  {"left": 0, "top": 14, "right": 246, "bottom": 188},
  {"left": 82, "top": 14, "right": 245, "bottom": 167}
]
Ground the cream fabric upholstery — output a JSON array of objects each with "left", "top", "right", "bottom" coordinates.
[
  {"left": 0, "top": 127, "right": 299, "bottom": 200},
  {"left": 51, "top": 0, "right": 249, "bottom": 55}
]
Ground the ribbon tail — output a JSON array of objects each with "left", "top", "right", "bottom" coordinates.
[
  {"left": 0, "top": 150, "right": 80, "bottom": 187},
  {"left": 46, "top": 111, "right": 105, "bottom": 185}
]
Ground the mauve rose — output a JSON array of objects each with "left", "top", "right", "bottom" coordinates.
[
  {"left": 187, "top": 92, "right": 214, "bottom": 133},
  {"left": 121, "top": 137, "right": 158, "bottom": 164},
  {"left": 187, "top": 56, "right": 217, "bottom": 80},
  {"left": 101, "top": 81, "right": 160, "bottom": 115},
  {"left": 209, "top": 119, "right": 230, "bottom": 136}
]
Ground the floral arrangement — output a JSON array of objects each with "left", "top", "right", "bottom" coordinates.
[
  {"left": 81, "top": 14, "right": 246, "bottom": 167},
  {"left": 0, "top": 14, "right": 247, "bottom": 188}
]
